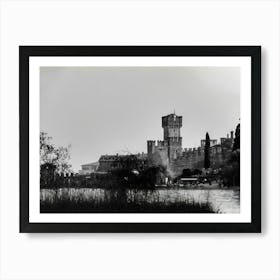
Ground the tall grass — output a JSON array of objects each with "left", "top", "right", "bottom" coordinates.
[{"left": 40, "top": 188, "right": 216, "bottom": 213}]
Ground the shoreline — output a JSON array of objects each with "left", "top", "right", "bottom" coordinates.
[{"left": 160, "top": 185, "right": 240, "bottom": 191}]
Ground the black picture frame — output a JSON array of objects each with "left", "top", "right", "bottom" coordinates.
[{"left": 20, "top": 46, "right": 261, "bottom": 233}]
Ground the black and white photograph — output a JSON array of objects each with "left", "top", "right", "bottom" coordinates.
[
  {"left": 39, "top": 66, "right": 241, "bottom": 214},
  {"left": 19, "top": 46, "right": 261, "bottom": 233}
]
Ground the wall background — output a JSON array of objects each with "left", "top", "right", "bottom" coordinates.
[{"left": 0, "top": 0, "right": 279, "bottom": 279}]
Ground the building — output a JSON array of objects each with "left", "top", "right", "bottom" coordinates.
[
  {"left": 79, "top": 162, "right": 99, "bottom": 175},
  {"left": 97, "top": 153, "right": 147, "bottom": 173},
  {"left": 147, "top": 113, "right": 235, "bottom": 177},
  {"left": 80, "top": 112, "right": 236, "bottom": 179},
  {"left": 147, "top": 113, "right": 183, "bottom": 165}
]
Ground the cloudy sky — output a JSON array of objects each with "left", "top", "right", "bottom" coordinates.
[{"left": 40, "top": 66, "right": 240, "bottom": 172}]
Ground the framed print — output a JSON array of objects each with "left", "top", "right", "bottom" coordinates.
[{"left": 19, "top": 46, "right": 261, "bottom": 233}]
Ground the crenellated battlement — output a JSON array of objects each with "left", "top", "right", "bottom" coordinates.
[
  {"left": 147, "top": 113, "right": 236, "bottom": 177},
  {"left": 156, "top": 140, "right": 168, "bottom": 147},
  {"left": 162, "top": 114, "right": 182, "bottom": 128},
  {"left": 147, "top": 140, "right": 168, "bottom": 148}
]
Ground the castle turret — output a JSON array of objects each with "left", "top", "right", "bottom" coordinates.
[
  {"left": 147, "top": 140, "right": 156, "bottom": 154},
  {"left": 162, "top": 113, "right": 183, "bottom": 161}
]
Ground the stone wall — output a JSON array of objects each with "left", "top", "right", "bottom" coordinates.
[{"left": 169, "top": 141, "right": 234, "bottom": 177}]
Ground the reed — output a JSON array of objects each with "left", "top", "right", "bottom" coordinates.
[{"left": 40, "top": 187, "right": 216, "bottom": 213}]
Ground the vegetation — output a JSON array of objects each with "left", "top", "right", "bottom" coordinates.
[
  {"left": 204, "top": 132, "right": 210, "bottom": 169},
  {"left": 40, "top": 132, "right": 72, "bottom": 188},
  {"left": 222, "top": 123, "right": 240, "bottom": 187},
  {"left": 40, "top": 132, "right": 72, "bottom": 173},
  {"left": 40, "top": 188, "right": 216, "bottom": 213},
  {"left": 233, "top": 123, "right": 240, "bottom": 151},
  {"left": 181, "top": 168, "right": 202, "bottom": 177}
]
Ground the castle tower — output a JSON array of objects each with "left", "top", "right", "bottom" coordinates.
[
  {"left": 147, "top": 140, "right": 156, "bottom": 154},
  {"left": 162, "top": 113, "right": 182, "bottom": 161}
]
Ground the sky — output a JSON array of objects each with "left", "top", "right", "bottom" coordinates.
[{"left": 40, "top": 66, "right": 240, "bottom": 172}]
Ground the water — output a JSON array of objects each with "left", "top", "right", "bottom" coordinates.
[
  {"left": 41, "top": 187, "right": 240, "bottom": 213},
  {"left": 154, "top": 188, "right": 240, "bottom": 213}
]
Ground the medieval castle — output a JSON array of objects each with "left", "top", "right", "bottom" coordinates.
[
  {"left": 80, "top": 113, "right": 236, "bottom": 178},
  {"left": 147, "top": 113, "right": 235, "bottom": 177}
]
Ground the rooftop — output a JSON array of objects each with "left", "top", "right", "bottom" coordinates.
[{"left": 81, "top": 162, "right": 99, "bottom": 167}]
